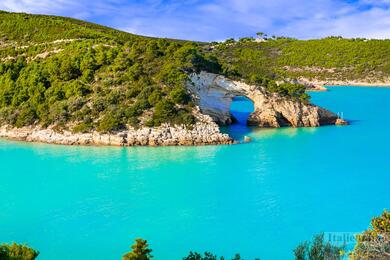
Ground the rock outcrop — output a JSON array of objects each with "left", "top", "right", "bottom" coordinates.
[
  {"left": 187, "top": 72, "right": 339, "bottom": 128},
  {"left": 0, "top": 72, "right": 345, "bottom": 147},
  {"left": 335, "top": 118, "right": 349, "bottom": 126},
  {"left": 0, "top": 109, "right": 234, "bottom": 146}
]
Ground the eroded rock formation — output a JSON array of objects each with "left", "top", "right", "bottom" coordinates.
[{"left": 187, "top": 72, "right": 340, "bottom": 128}]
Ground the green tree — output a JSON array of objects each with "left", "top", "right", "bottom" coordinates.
[
  {"left": 256, "top": 32, "right": 264, "bottom": 39},
  {"left": 293, "top": 233, "right": 344, "bottom": 260},
  {"left": 15, "top": 104, "right": 37, "bottom": 127},
  {"left": 97, "top": 112, "right": 124, "bottom": 133},
  {"left": 123, "top": 238, "right": 153, "bottom": 260},
  {"left": 183, "top": 252, "right": 247, "bottom": 260},
  {"left": 231, "top": 254, "right": 242, "bottom": 260},
  {"left": 0, "top": 242, "right": 39, "bottom": 260},
  {"left": 169, "top": 87, "right": 190, "bottom": 104},
  {"left": 58, "top": 57, "right": 80, "bottom": 81},
  {"left": 152, "top": 100, "right": 176, "bottom": 126},
  {"left": 351, "top": 210, "right": 390, "bottom": 259},
  {"left": 183, "top": 252, "right": 219, "bottom": 260}
]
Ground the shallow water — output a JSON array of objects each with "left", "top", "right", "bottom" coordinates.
[{"left": 1, "top": 87, "right": 389, "bottom": 259}]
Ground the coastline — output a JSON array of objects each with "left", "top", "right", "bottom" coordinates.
[
  {"left": 300, "top": 78, "right": 390, "bottom": 90},
  {"left": 0, "top": 112, "right": 234, "bottom": 147}
]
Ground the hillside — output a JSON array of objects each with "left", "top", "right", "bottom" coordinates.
[
  {"left": 0, "top": 11, "right": 385, "bottom": 137},
  {"left": 0, "top": 11, "right": 222, "bottom": 133},
  {"left": 0, "top": 11, "right": 312, "bottom": 134},
  {"left": 211, "top": 36, "right": 390, "bottom": 84}
]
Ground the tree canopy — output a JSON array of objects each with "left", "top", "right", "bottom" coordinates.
[
  {"left": 0, "top": 243, "right": 39, "bottom": 260},
  {"left": 123, "top": 238, "right": 153, "bottom": 260},
  {"left": 351, "top": 210, "right": 390, "bottom": 259}
]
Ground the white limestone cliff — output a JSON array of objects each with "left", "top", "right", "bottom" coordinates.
[{"left": 187, "top": 71, "right": 341, "bottom": 128}]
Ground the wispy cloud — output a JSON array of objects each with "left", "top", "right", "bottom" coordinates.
[{"left": 0, "top": 0, "right": 389, "bottom": 41}]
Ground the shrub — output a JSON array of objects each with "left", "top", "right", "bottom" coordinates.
[
  {"left": 174, "top": 109, "right": 196, "bottom": 125},
  {"left": 123, "top": 238, "right": 153, "bottom": 260},
  {"left": 183, "top": 252, "right": 245, "bottom": 260},
  {"left": 351, "top": 210, "right": 390, "bottom": 259},
  {"left": 72, "top": 122, "right": 94, "bottom": 133},
  {"left": 169, "top": 87, "right": 190, "bottom": 105},
  {"left": 293, "top": 233, "right": 344, "bottom": 260},
  {"left": 147, "top": 90, "right": 163, "bottom": 106},
  {"left": 15, "top": 105, "right": 37, "bottom": 127},
  {"left": 0, "top": 243, "right": 39, "bottom": 260},
  {"left": 152, "top": 100, "right": 176, "bottom": 126},
  {"left": 183, "top": 252, "right": 218, "bottom": 260},
  {"left": 97, "top": 112, "right": 124, "bottom": 133}
]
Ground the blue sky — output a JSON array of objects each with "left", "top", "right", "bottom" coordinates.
[{"left": 1, "top": 0, "right": 390, "bottom": 41}]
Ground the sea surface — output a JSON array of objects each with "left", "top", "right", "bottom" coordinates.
[{"left": 1, "top": 87, "right": 389, "bottom": 260}]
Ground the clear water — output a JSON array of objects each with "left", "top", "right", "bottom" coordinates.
[
  {"left": 223, "top": 96, "right": 255, "bottom": 142},
  {"left": 1, "top": 87, "right": 389, "bottom": 260},
  {"left": 230, "top": 96, "right": 255, "bottom": 124}
]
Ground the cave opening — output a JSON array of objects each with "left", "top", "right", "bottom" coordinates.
[
  {"left": 222, "top": 96, "right": 255, "bottom": 142},
  {"left": 229, "top": 96, "right": 255, "bottom": 125}
]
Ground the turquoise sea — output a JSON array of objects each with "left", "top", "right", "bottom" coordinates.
[{"left": 1, "top": 87, "right": 389, "bottom": 259}]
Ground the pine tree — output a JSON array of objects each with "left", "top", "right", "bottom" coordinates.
[{"left": 123, "top": 238, "right": 153, "bottom": 260}]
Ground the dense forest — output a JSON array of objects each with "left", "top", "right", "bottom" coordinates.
[
  {"left": 0, "top": 11, "right": 221, "bottom": 132},
  {"left": 212, "top": 35, "right": 390, "bottom": 83},
  {"left": 1, "top": 11, "right": 389, "bottom": 133}
]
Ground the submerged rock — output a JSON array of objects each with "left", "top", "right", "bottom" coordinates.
[
  {"left": 243, "top": 136, "right": 252, "bottom": 143},
  {"left": 335, "top": 118, "right": 349, "bottom": 126}
]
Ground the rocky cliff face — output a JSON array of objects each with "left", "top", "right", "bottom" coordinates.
[{"left": 187, "top": 72, "right": 340, "bottom": 128}]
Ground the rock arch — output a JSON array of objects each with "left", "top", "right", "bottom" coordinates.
[
  {"left": 186, "top": 72, "right": 339, "bottom": 127},
  {"left": 229, "top": 96, "right": 255, "bottom": 124}
]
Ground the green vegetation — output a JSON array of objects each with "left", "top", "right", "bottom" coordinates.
[
  {"left": 1, "top": 11, "right": 390, "bottom": 132},
  {"left": 0, "top": 243, "right": 39, "bottom": 260},
  {"left": 351, "top": 209, "right": 390, "bottom": 259},
  {"left": 4, "top": 211, "right": 389, "bottom": 260},
  {"left": 293, "top": 233, "right": 344, "bottom": 260},
  {"left": 0, "top": 10, "right": 138, "bottom": 43},
  {"left": 123, "top": 238, "right": 153, "bottom": 260},
  {"left": 211, "top": 35, "right": 390, "bottom": 83},
  {"left": 0, "top": 11, "right": 221, "bottom": 132},
  {"left": 183, "top": 252, "right": 247, "bottom": 260}
]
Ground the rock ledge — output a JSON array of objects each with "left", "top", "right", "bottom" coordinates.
[{"left": 0, "top": 109, "right": 234, "bottom": 147}]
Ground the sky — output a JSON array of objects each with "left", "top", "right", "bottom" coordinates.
[{"left": 0, "top": 0, "right": 390, "bottom": 41}]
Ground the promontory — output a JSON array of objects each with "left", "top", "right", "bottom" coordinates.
[{"left": 4, "top": 11, "right": 386, "bottom": 146}]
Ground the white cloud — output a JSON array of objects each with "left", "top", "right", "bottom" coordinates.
[
  {"left": 0, "top": 0, "right": 389, "bottom": 41},
  {"left": 0, "top": 0, "right": 71, "bottom": 14}
]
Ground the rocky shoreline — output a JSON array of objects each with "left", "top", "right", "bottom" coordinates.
[
  {"left": 0, "top": 111, "right": 234, "bottom": 147},
  {"left": 0, "top": 73, "right": 353, "bottom": 147},
  {"left": 298, "top": 78, "right": 390, "bottom": 90}
]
